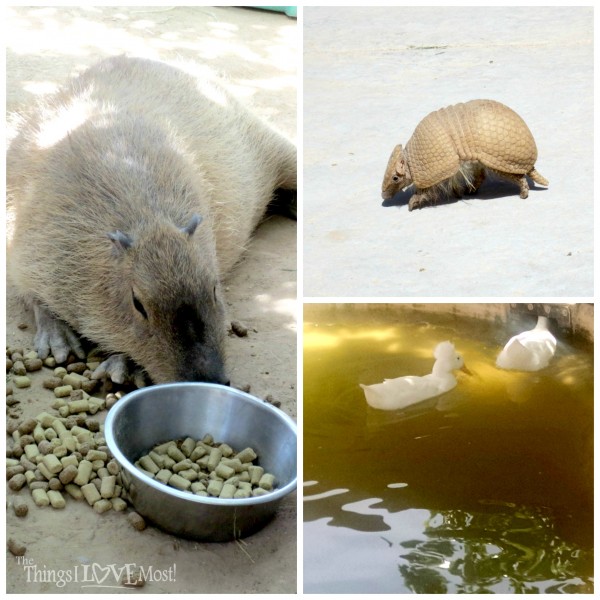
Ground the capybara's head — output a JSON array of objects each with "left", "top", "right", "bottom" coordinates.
[
  {"left": 381, "top": 144, "right": 410, "bottom": 200},
  {"left": 105, "top": 214, "right": 228, "bottom": 385}
]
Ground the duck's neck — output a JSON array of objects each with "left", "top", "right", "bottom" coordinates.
[
  {"left": 535, "top": 316, "right": 550, "bottom": 330},
  {"left": 431, "top": 359, "right": 456, "bottom": 379}
]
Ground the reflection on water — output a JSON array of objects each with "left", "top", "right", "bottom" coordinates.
[{"left": 303, "top": 307, "right": 593, "bottom": 594}]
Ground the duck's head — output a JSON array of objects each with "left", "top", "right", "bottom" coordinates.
[{"left": 434, "top": 341, "right": 472, "bottom": 375}]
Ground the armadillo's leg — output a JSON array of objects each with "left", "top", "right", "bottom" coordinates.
[
  {"left": 491, "top": 170, "right": 530, "bottom": 199},
  {"left": 32, "top": 302, "right": 86, "bottom": 363},
  {"left": 408, "top": 188, "right": 434, "bottom": 211},
  {"left": 466, "top": 164, "right": 486, "bottom": 194}
]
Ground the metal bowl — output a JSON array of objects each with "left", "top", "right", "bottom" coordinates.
[{"left": 104, "top": 382, "right": 297, "bottom": 542}]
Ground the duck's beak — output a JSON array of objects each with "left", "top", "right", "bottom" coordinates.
[{"left": 460, "top": 365, "right": 472, "bottom": 376}]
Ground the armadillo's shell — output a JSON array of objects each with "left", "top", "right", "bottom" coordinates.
[{"left": 405, "top": 100, "right": 539, "bottom": 189}]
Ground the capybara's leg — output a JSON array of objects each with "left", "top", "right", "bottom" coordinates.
[
  {"left": 32, "top": 302, "right": 86, "bottom": 363},
  {"left": 92, "top": 354, "right": 147, "bottom": 387}
]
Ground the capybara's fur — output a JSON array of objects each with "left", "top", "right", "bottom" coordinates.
[{"left": 7, "top": 56, "right": 296, "bottom": 384}]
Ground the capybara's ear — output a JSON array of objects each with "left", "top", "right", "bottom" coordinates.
[
  {"left": 107, "top": 230, "right": 134, "bottom": 253},
  {"left": 180, "top": 214, "right": 203, "bottom": 237}
]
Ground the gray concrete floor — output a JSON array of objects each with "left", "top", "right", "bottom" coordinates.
[{"left": 303, "top": 6, "right": 593, "bottom": 297}]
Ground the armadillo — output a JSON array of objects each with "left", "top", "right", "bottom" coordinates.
[{"left": 381, "top": 99, "right": 548, "bottom": 211}]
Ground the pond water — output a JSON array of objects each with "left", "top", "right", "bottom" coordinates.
[{"left": 303, "top": 306, "right": 593, "bottom": 594}]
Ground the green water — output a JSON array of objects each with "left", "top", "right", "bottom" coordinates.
[{"left": 303, "top": 306, "right": 593, "bottom": 594}]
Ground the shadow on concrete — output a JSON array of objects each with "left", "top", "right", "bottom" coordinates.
[{"left": 382, "top": 175, "right": 548, "bottom": 209}]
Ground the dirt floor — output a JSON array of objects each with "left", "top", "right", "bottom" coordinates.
[{"left": 5, "top": 6, "right": 297, "bottom": 594}]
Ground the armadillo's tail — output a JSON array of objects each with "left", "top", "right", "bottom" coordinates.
[{"left": 528, "top": 168, "right": 549, "bottom": 187}]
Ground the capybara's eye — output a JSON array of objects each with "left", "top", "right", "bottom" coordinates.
[
  {"left": 132, "top": 292, "right": 148, "bottom": 319},
  {"left": 392, "top": 175, "right": 400, "bottom": 183}
]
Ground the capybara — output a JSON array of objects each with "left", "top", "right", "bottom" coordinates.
[{"left": 7, "top": 55, "right": 297, "bottom": 384}]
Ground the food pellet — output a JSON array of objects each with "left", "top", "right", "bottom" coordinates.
[
  {"left": 138, "top": 455, "right": 160, "bottom": 474},
  {"left": 32, "top": 488, "right": 50, "bottom": 507},
  {"left": 13, "top": 497, "right": 29, "bottom": 517},
  {"left": 13, "top": 376, "right": 32, "bottom": 389},
  {"left": 8, "top": 538, "right": 27, "bottom": 556},
  {"left": 24, "top": 358, "right": 43, "bottom": 372},
  {"left": 47, "top": 490, "right": 66, "bottom": 509},
  {"left": 207, "top": 448, "right": 222, "bottom": 471},
  {"left": 180, "top": 437, "right": 196, "bottom": 457},
  {"left": 73, "top": 460, "right": 94, "bottom": 486},
  {"left": 258, "top": 473, "right": 276, "bottom": 491},
  {"left": 127, "top": 511, "right": 146, "bottom": 531},
  {"left": 67, "top": 398, "right": 89, "bottom": 413},
  {"left": 8, "top": 473, "right": 27, "bottom": 491},
  {"left": 18, "top": 418, "right": 38, "bottom": 435},
  {"left": 166, "top": 445, "right": 186, "bottom": 462},
  {"left": 93, "top": 499, "right": 112, "bottom": 514},
  {"left": 235, "top": 447, "right": 257, "bottom": 463},
  {"left": 215, "top": 463, "right": 235, "bottom": 480},
  {"left": 42, "top": 454, "right": 63, "bottom": 474},
  {"left": 43, "top": 377, "right": 63, "bottom": 390},
  {"left": 172, "top": 459, "right": 193, "bottom": 473},
  {"left": 100, "top": 476, "right": 116, "bottom": 499},
  {"left": 111, "top": 497, "right": 128, "bottom": 512},
  {"left": 248, "top": 465, "right": 264, "bottom": 485},
  {"left": 30, "top": 481, "right": 49, "bottom": 491},
  {"left": 48, "top": 478, "right": 63, "bottom": 491},
  {"left": 155, "top": 469, "right": 172, "bottom": 484},
  {"left": 54, "top": 385, "right": 73, "bottom": 398},
  {"left": 12, "top": 361, "right": 27, "bottom": 376},
  {"left": 168, "top": 473, "right": 192, "bottom": 491},
  {"left": 207, "top": 479, "right": 224, "bottom": 497},
  {"left": 7, "top": 464, "right": 25, "bottom": 478},
  {"left": 81, "top": 483, "right": 102, "bottom": 506},
  {"left": 219, "top": 483, "right": 237, "bottom": 499},
  {"left": 121, "top": 568, "right": 145, "bottom": 588},
  {"left": 86, "top": 449, "right": 108, "bottom": 462},
  {"left": 64, "top": 484, "right": 83, "bottom": 500},
  {"left": 59, "top": 464, "right": 78, "bottom": 485}
]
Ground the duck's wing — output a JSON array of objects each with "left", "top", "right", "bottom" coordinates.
[
  {"left": 497, "top": 338, "right": 534, "bottom": 370},
  {"left": 360, "top": 375, "right": 434, "bottom": 410},
  {"left": 497, "top": 331, "right": 557, "bottom": 371}
]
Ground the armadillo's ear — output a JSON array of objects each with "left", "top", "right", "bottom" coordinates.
[
  {"left": 180, "top": 213, "right": 203, "bottom": 237},
  {"left": 107, "top": 230, "right": 133, "bottom": 254},
  {"left": 393, "top": 144, "right": 405, "bottom": 175}
]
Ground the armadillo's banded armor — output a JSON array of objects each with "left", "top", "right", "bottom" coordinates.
[{"left": 405, "top": 100, "right": 539, "bottom": 189}]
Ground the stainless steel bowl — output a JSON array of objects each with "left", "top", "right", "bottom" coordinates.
[{"left": 104, "top": 382, "right": 297, "bottom": 542}]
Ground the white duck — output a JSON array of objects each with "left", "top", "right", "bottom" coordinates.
[
  {"left": 496, "top": 315, "right": 557, "bottom": 372},
  {"left": 360, "top": 341, "right": 471, "bottom": 411}
]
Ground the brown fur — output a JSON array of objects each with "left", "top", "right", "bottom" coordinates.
[{"left": 7, "top": 56, "right": 296, "bottom": 384}]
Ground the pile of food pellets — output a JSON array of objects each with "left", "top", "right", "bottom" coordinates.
[
  {"left": 7, "top": 405, "right": 129, "bottom": 514},
  {"left": 135, "top": 434, "right": 276, "bottom": 499},
  {"left": 6, "top": 344, "right": 281, "bottom": 545},
  {"left": 6, "top": 346, "right": 149, "bottom": 544}
]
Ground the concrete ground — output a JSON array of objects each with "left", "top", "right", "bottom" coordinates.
[
  {"left": 303, "top": 6, "right": 593, "bottom": 298},
  {"left": 5, "top": 6, "right": 297, "bottom": 594}
]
